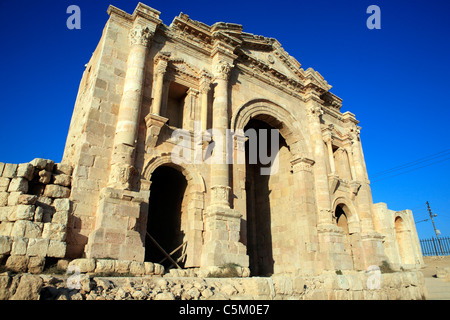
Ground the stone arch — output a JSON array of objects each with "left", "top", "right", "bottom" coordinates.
[
  {"left": 143, "top": 153, "right": 206, "bottom": 193},
  {"left": 142, "top": 153, "right": 205, "bottom": 267},
  {"left": 394, "top": 214, "right": 415, "bottom": 265},
  {"left": 332, "top": 197, "right": 360, "bottom": 234},
  {"left": 231, "top": 98, "right": 311, "bottom": 158},
  {"left": 232, "top": 98, "right": 311, "bottom": 275}
]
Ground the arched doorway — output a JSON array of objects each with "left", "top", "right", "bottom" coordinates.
[
  {"left": 335, "top": 204, "right": 355, "bottom": 270},
  {"left": 245, "top": 117, "right": 290, "bottom": 276},
  {"left": 145, "top": 165, "right": 188, "bottom": 268}
]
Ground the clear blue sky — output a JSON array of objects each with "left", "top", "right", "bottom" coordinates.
[{"left": 0, "top": 1, "right": 449, "bottom": 241}]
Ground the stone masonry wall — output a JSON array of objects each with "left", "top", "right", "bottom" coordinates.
[{"left": 0, "top": 159, "right": 73, "bottom": 274}]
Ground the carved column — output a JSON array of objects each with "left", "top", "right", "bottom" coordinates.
[
  {"left": 210, "top": 60, "right": 233, "bottom": 208},
  {"left": 151, "top": 55, "right": 169, "bottom": 116},
  {"left": 108, "top": 25, "right": 153, "bottom": 190},
  {"left": 291, "top": 157, "right": 321, "bottom": 274},
  {"left": 349, "top": 127, "right": 386, "bottom": 268},
  {"left": 200, "top": 71, "right": 212, "bottom": 131},
  {"left": 201, "top": 58, "right": 248, "bottom": 269},
  {"left": 305, "top": 93, "right": 334, "bottom": 227},
  {"left": 323, "top": 133, "right": 336, "bottom": 174}
]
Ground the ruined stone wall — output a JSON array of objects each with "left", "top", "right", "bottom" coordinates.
[
  {"left": 0, "top": 269, "right": 427, "bottom": 300},
  {"left": 0, "top": 159, "right": 72, "bottom": 273}
]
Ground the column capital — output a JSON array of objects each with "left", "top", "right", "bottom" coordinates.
[
  {"left": 155, "top": 55, "right": 170, "bottom": 76},
  {"left": 307, "top": 104, "right": 323, "bottom": 122},
  {"left": 291, "top": 157, "right": 315, "bottom": 173},
  {"left": 213, "top": 59, "right": 233, "bottom": 81},
  {"left": 199, "top": 71, "right": 212, "bottom": 93},
  {"left": 129, "top": 25, "right": 154, "bottom": 47}
]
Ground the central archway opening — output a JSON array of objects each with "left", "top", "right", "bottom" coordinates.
[
  {"left": 245, "top": 118, "right": 288, "bottom": 276},
  {"left": 145, "top": 165, "right": 187, "bottom": 269}
]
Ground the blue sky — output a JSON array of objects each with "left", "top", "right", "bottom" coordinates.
[{"left": 0, "top": 0, "right": 449, "bottom": 241}]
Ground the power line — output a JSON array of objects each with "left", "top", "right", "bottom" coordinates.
[
  {"left": 371, "top": 156, "right": 450, "bottom": 183},
  {"left": 371, "top": 149, "right": 450, "bottom": 178}
]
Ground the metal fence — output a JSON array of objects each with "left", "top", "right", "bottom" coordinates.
[{"left": 420, "top": 237, "right": 450, "bottom": 256}]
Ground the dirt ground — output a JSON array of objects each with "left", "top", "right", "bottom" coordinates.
[{"left": 421, "top": 256, "right": 450, "bottom": 300}]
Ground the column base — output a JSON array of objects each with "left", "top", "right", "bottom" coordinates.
[
  {"left": 201, "top": 205, "right": 249, "bottom": 268},
  {"left": 85, "top": 187, "right": 149, "bottom": 262}
]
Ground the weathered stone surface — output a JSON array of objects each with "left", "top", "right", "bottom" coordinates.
[
  {"left": 38, "top": 170, "right": 52, "bottom": 184},
  {"left": 0, "top": 192, "right": 9, "bottom": 206},
  {"left": 42, "top": 223, "right": 66, "bottom": 241},
  {"left": 154, "top": 292, "right": 175, "bottom": 300},
  {"left": 52, "top": 174, "right": 71, "bottom": 187},
  {"left": 47, "top": 240, "right": 67, "bottom": 258},
  {"left": 54, "top": 163, "right": 73, "bottom": 176},
  {"left": 53, "top": 198, "right": 70, "bottom": 212},
  {"left": 43, "top": 185, "right": 70, "bottom": 198},
  {"left": 30, "top": 158, "right": 54, "bottom": 172},
  {"left": 0, "top": 235, "right": 12, "bottom": 255},
  {"left": 18, "top": 194, "right": 37, "bottom": 205},
  {"left": 52, "top": 211, "right": 69, "bottom": 225},
  {"left": 10, "top": 274, "right": 43, "bottom": 300},
  {"left": 2, "top": 164, "right": 18, "bottom": 178},
  {"left": 27, "top": 256, "right": 46, "bottom": 274},
  {"left": 15, "top": 205, "right": 35, "bottom": 221},
  {"left": 17, "top": 163, "right": 34, "bottom": 181},
  {"left": 7, "top": 178, "right": 28, "bottom": 193},
  {"left": 95, "top": 259, "right": 116, "bottom": 274},
  {"left": 5, "top": 255, "right": 29, "bottom": 273},
  {"left": 26, "top": 238, "right": 50, "bottom": 257},
  {"left": 68, "top": 258, "right": 96, "bottom": 273},
  {"left": 11, "top": 237, "right": 28, "bottom": 255},
  {"left": 0, "top": 177, "right": 10, "bottom": 192}
]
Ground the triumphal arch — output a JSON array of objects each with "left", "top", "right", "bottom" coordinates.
[{"left": 61, "top": 3, "right": 423, "bottom": 277}]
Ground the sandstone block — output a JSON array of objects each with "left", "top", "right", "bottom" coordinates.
[
  {"left": 47, "top": 240, "right": 66, "bottom": 258},
  {"left": 31, "top": 158, "right": 54, "bottom": 171},
  {"left": 11, "top": 220, "right": 26, "bottom": 237},
  {"left": 52, "top": 174, "right": 71, "bottom": 187},
  {"left": 27, "top": 238, "right": 49, "bottom": 257},
  {"left": 11, "top": 237, "right": 28, "bottom": 255},
  {"left": 0, "top": 177, "right": 10, "bottom": 192},
  {"left": 18, "top": 194, "right": 37, "bottom": 205},
  {"left": 34, "top": 206, "right": 44, "bottom": 222},
  {"left": 0, "top": 191, "right": 8, "bottom": 206},
  {"left": 42, "top": 223, "right": 66, "bottom": 241},
  {"left": 54, "top": 163, "right": 73, "bottom": 176},
  {"left": 27, "top": 256, "right": 46, "bottom": 274},
  {"left": 52, "top": 211, "right": 69, "bottom": 225},
  {"left": 38, "top": 170, "right": 52, "bottom": 184},
  {"left": 69, "top": 258, "right": 96, "bottom": 273},
  {"left": 129, "top": 261, "right": 145, "bottom": 275},
  {"left": 5, "top": 255, "right": 29, "bottom": 273},
  {"left": 17, "top": 163, "right": 34, "bottom": 180},
  {"left": 7, "top": 178, "right": 28, "bottom": 193},
  {"left": 10, "top": 274, "right": 43, "bottom": 300},
  {"left": 144, "top": 261, "right": 154, "bottom": 275},
  {"left": 0, "top": 162, "right": 4, "bottom": 176},
  {"left": 15, "top": 205, "right": 35, "bottom": 221},
  {"left": 2, "top": 163, "right": 18, "bottom": 178},
  {"left": 0, "top": 221, "right": 13, "bottom": 236},
  {"left": 53, "top": 198, "right": 70, "bottom": 212},
  {"left": 43, "top": 185, "right": 71, "bottom": 198},
  {"left": 8, "top": 192, "right": 24, "bottom": 206},
  {"left": 0, "top": 235, "right": 12, "bottom": 255},
  {"left": 114, "top": 260, "right": 131, "bottom": 274},
  {"left": 95, "top": 259, "right": 116, "bottom": 274},
  {"left": 24, "top": 221, "right": 43, "bottom": 238}
]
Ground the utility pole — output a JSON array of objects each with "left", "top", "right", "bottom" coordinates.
[{"left": 426, "top": 201, "right": 444, "bottom": 255}]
